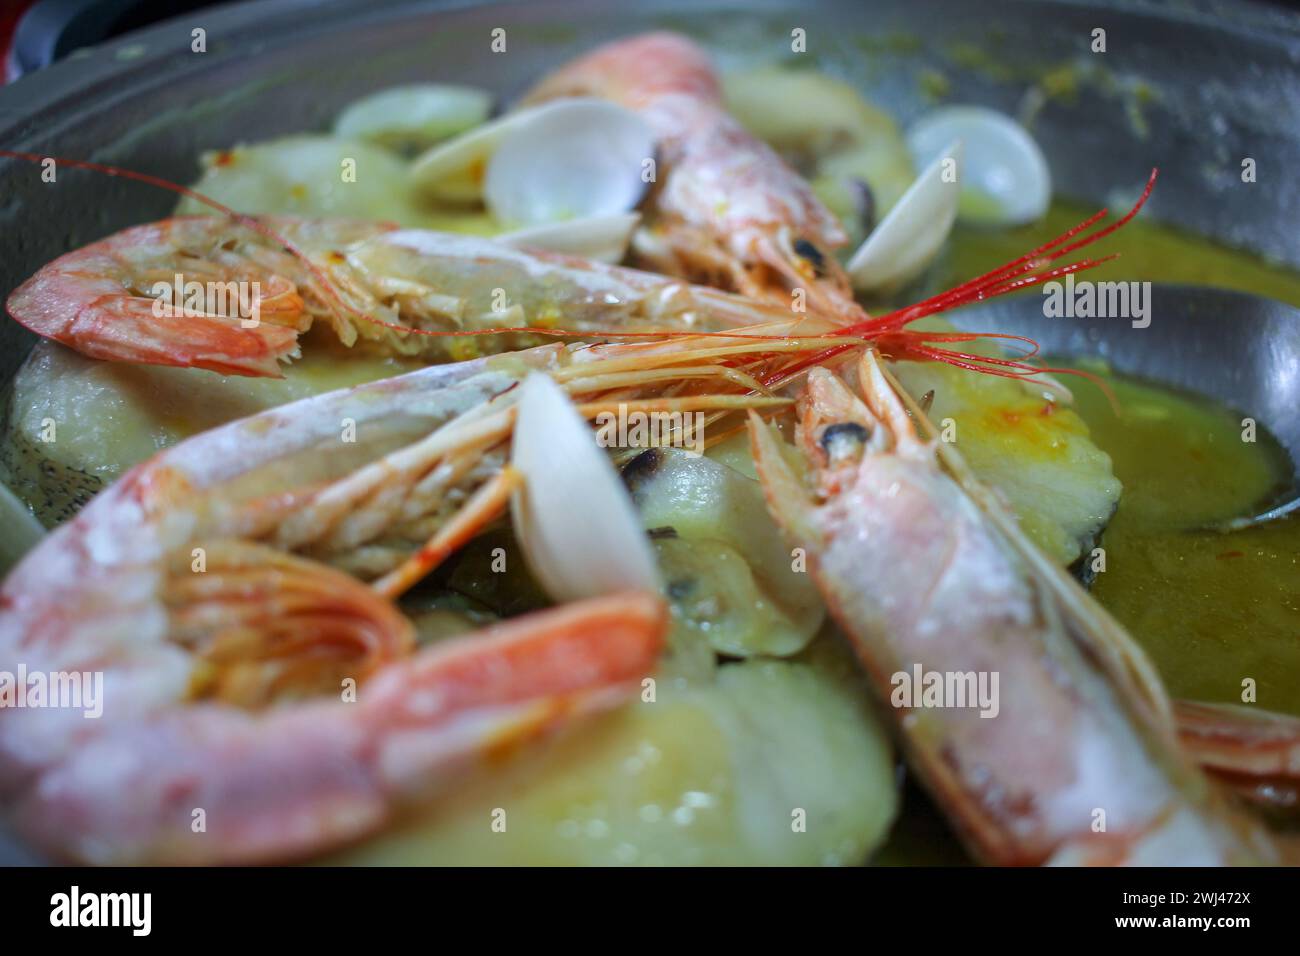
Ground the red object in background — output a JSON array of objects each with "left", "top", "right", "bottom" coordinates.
[{"left": 2, "top": 2, "right": 38, "bottom": 84}]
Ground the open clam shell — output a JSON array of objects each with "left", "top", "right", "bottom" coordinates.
[
  {"left": 510, "top": 372, "right": 660, "bottom": 603},
  {"left": 484, "top": 99, "right": 655, "bottom": 227},
  {"left": 846, "top": 141, "right": 963, "bottom": 294},
  {"left": 410, "top": 97, "right": 655, "bottom": 227},
  {"left": 907, "top": 106, "right": 1051, "bottom": 227}
]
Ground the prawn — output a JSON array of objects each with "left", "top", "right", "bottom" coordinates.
[
  {"left": 3, "top": 130, "right": 1122, "bottom": 386},
  {"left": 0, "top": 297, "right": 841, "bottom": 863},
  {"left": 523, "top": 31, "right": 866, "bottom": 321},
  {"left": 0, "top": 347, "right": 715, "bottom": 863},
  {"left": 1174, "top": 701, "right": 1300, "bottom": 811},
  {"left": 747, "top": 350, "right": 1280, "bottom": 863},
  {"left": 4, "top": 214, "right": 811, "bottom": 378}
]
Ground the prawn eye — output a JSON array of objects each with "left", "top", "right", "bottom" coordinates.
[
  {"left": 819, "top": 421, "right": 870, "bottom": 464},
  {"left": 793, "top": 238, "right": 827, "bottom": 277}
]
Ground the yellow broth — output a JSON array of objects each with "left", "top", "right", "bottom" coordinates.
[
  {"left": 935, "top": 197, "right": 1300, "bottom": 718},
  {"left": 939, "top": 198, "right": 1300, "bottom": 717},
  {"left": 940, "top": 198, "right": 1300, "bottom": 309},
  {"left": 1068, "top": 366, "right": 1300, "bottom": 716},
  {"left": 871, "top": 201, "right": 1300, "bottom": 864}
]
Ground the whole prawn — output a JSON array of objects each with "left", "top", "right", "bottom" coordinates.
[
  {"left": 0, "top": 349, "right": 701, "bottom": 863},
  {"left": 748, "top": 351, "right": 1280, "bottom": 864},
  {"left": 4, "top": 213, "right": 818, "bottom": 378}
]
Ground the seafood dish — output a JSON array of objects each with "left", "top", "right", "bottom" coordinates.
[{"left": 1, "top": 17, "right": 1298, "bottom": 868}]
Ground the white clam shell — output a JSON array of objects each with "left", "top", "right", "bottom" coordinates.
[
  {"left": 410, "top": 107, "right": 529, "bottom": 203},
  {"left": 333, "top": 84, "right": 492, "bottom": 152},
  {"left": 484, "top": 99, "right": 655, "bottom": 228},
  {"left": 907, "top": 106, "right": 1051, "bottom": 226},
  {"left": 410, "top": 98, "right": 655, "bottom": 222},
  {"left": 846, "top": 141, "right": 963, "bottom": 294},
  {"left": 510, "top": 372, "right": 660, "bottom": 603},
  {"left": 497, "top": 213, "right": 640, "bottom": 263}
]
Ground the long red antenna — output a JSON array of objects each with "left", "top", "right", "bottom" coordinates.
[
  {"left": 766, "top": 169, "right": 1158, "bottom": 386},
  {"left": 845, "top": 169, "right": 1157, "bottom": 338}
]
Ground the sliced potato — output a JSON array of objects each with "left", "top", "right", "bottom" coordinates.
[
  {"left": 624, "top": 448, "right": 824, "bottom": 657},
  {"left": 889, "top": 327, "right": 1122, "bottom": 565},
  {"left": 333, "top": 84, "right": 492, "bottom": 154},
  {"left": 722, "top": 67, "right": 916, "bottom": 248},
  {"left": 329, "top": 652, "right": 896, "bottom": 866},
  {"left": 0, "top": 339, "right": 422, "bottom": 526},
  {"left": 653, "top": 536, "right": 811, "bottom": 657},
  {"left": 813, "top": 144, "right": 917, "bottom": 247},
  {"left": 722, "top": 67, "right": 898, "bottom": 161},
  {"left": 176, "top": 135, "right": 420, "bottom": 224}
]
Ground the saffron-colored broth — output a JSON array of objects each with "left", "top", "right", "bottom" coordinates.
[
  {"left": 868, "top": 203, "right": 1300, "bottom": 864},
  {"left": 941, "top": 201, "right": 1300, "bottom": 717}
]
